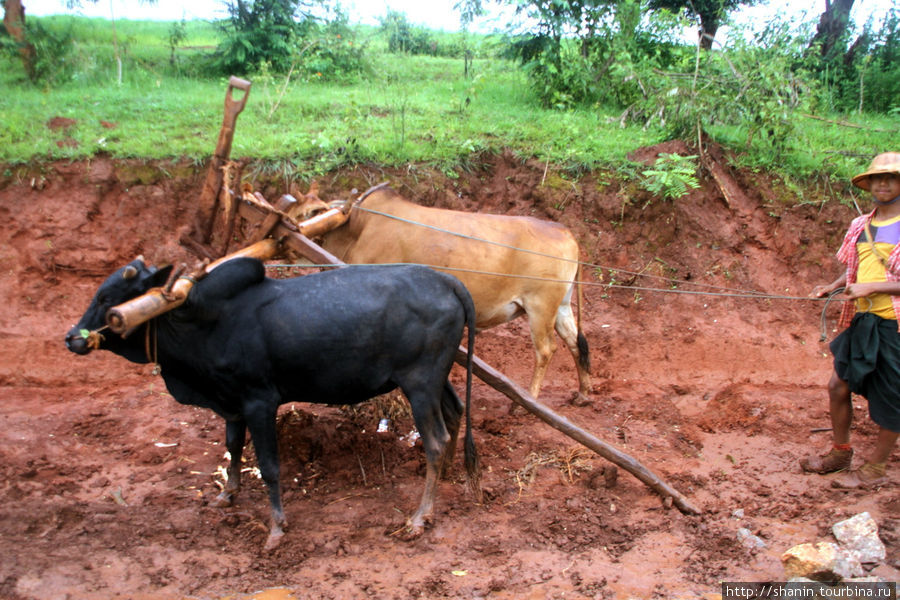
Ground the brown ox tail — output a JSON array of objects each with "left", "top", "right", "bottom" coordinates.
[{"left": 576, "top": 262, "right": 590, "bottom": 372}]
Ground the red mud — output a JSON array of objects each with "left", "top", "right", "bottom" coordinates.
[{"left": 0, "top": 148, "right": 897, "bottom": 599}]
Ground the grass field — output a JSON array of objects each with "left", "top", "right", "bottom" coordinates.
[{"left": 1, "top": 15, "right": 897, "bottom": 188}]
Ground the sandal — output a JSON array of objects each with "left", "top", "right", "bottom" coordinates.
[{"left": 831, "top": 463, "right": 889, "bottom": 489}]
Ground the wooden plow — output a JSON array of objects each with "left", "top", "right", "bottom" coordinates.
[{"left": 114, "top": 78, "right": 701, "bottom": 516}]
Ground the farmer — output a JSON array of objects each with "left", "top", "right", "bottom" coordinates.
[{"left": 802, "top": 152, "right": 900, "bottom": 489}]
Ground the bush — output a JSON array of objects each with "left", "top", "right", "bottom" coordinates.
[
  {"left": 615, "top": 18, "right": 817, "bottom": 163},
  {"left": 213, "top": 0, "right": 302, "bottom": 75},
  {"left": 810, "top": 8, "right": 899, "bottom": 114},
  {"left": 380, "top": 10, "right": 435, "bottom": 55},
  {"left": 294, "top": 10, "right": 368, "bottom": 81},
  {"left": 213, "top": 1, "right": 367, "bottom": 81},
  {"left": 1, "top": 19, "right": 76, "bottom": 84},
  {"left": 502, "top": 3, "right": 693, "bottom": 109}
]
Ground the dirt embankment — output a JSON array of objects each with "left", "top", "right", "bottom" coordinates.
[{"left": 0, "top": 147, "right": 897, "bottom": 599}]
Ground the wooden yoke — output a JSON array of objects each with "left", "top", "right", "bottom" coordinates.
[
  {"left": 106, "top": 239, "right": 280, "bottom": 335},
  {"left": 106, "top": 192, "right": 352, "bottom": 336}
]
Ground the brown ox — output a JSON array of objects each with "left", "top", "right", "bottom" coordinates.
[{"left": 298, "top": 185, "right": 591, "bottom": 405}]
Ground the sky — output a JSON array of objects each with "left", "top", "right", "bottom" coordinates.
[
  {"left": 21, "top": 0, "right": 896, "bottom": 38},
  {"left": 23, "top": 0, "right": 472, "bottom": 30}
]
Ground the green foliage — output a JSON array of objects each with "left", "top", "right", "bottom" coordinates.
[
  {"left": 168, "top": 19, "right": 187, "bottom": 66},
  {"left": 501, "top": 0, "right": 616, "bottom": 108},
  {"left": 611, "top": 17, "right": 818, "bottom": 166},
  {"left": 802, "top": 7, "right": 899, "bottom": 115},
  {"left": 213, "top": 0, "right": 301, "bottom": 74},
  {"left": 378, "top": 10, "right": 476, "bottom": 59},
  {"left": 639, "top": 153, "right": 700, "bottom": 200},
  {"left": 520, "top": 39, "right": 595, "bottom": 108},
  {"left": 1, "top": 18, "right": 76, "bottom": 84},
  {"left": 293, "top": 9, "right": 368, "bottom": 81},
  {"left": 2, "top": 13, "right": 897, "bottom": 187},
  {"left": 503, "top": 0, "right": 692, "bottom": 109},
  {"left": 212, "top": 2, "right": 367, "bottom": 81},
  {"left": 646, "top": 0, "right": 764, "bottom": 46},
  {"left": 379, "top": 10, "right": 433, "bottom": 55},
  {"left": 851, "top": 8, "right": 900, "bottom": 113}
]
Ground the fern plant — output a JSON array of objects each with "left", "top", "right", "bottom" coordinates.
[{"left": 639, "top": 153, "right": 700, "bottom": 200}]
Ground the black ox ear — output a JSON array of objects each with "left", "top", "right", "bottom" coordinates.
[
  {"left": 117, "top": 258, "right": 174, "bottom": 295},
  {"left": 144, "top": 263, "right": 175, "bottom": 289}
]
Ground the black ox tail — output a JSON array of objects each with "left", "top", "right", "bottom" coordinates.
[
  {"left": 575, "top": 262, "right": 591, "bottom": 374},
  {"left": 453, "top": 279, "right": 481, "bottom": 503},
  {"left": 577, "top": 330, "right": 590, "bottom": 373}
]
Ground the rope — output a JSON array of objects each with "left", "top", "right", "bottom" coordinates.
[
  {"left": 352, "top": 205, "right": 775, "bottom": 299},
  {"left": 268, "top": 261, "right": 848, "bottom": 342},
  {"left": 819, "top": 288, "right": 846, "bottom": 342},
  {"left": 264, "top": 261, "right": 829, "bottom": 303},
  {"left": 85, "top": 325, "right": 107, "bottom": 350}
]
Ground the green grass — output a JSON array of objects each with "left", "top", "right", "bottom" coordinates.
[{"left": 1, "top": 15, "right": 897, "bottom": 189}]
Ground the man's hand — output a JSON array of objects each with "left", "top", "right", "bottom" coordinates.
[{"left": 843, "top": 282, "right": 877, "bottom": 299}]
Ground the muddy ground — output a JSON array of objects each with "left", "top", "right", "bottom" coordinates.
[{"left": 1, "top": 145, "right": 898, "bottom": 599}]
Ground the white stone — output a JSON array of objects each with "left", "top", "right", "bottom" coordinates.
[
  {"left": 737, "top": 527, "right": 766, "bottom": 550},
  {"left": 833, "top": 512, "right": 886, "bottom": 564}
]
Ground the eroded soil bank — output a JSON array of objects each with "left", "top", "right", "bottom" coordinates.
[{"left": 1, "top": 147, "right": 897, "bottom": 599}]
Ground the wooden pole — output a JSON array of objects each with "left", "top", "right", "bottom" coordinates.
[{"left": 455, "top": 349, "right": 702, "bottom": 515}]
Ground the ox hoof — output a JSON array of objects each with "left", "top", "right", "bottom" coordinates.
[
  {"left": 394, "top": 516, "right": 431, "bottom": 541},
  {"left": 569, "top": 392, "right": 592, "bottom": 407},
  {"left": 507, "top": 403, "right": 526, "bottom": 416},
  {"left": 398, "top": 522, "right": 425, "bottom": 541},
  {"left": 264, "top": 530, "right": 285, "bottom": 552},
  {"left": 209, "top": 491, "right": 235, "bottom": 508}
]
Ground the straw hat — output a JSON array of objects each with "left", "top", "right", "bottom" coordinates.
[{"left": 852, "top": 152, "right": 900, "bottom": 190}]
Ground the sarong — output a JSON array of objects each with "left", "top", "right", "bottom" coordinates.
[{"left": 831, "top": 311, "right": 900, "bottom": 433}]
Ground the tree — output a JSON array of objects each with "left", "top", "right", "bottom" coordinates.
[
  {"left": 2, "top": 0, "right": 37, "bottom": 79},
  {"left": 645, "top": 0, "right": 763, "bottom": 49},
  {"left": 215, "top": 0, "right": 304, "bottom": 74},
  {"left": 807, "top": 0, "right": 855, "bottom": 61}
]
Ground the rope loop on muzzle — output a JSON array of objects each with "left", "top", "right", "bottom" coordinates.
[{"left": 84, "top": 326, "right": 108, "bottom": 350}]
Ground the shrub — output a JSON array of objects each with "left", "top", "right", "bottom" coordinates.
[
  {"left": 1, "top": 19, "right": 75, "bottom": 84},
  {"left": 213, "top": 0, "right": 302, "bottom": 75},
  {"left": 294, "top": 10, "right": 368, "bottom": 81}
]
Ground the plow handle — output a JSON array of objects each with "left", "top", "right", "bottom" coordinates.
[
  {"left": 192, "top": 77, "right": 253, "bottom": 245},
  {"left": 215, "top": 76, "right": 251, "bottom": 159}
]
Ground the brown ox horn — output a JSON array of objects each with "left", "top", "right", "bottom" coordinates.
[{"left": 122, "top": 265, "right": 138, "bottom": 280}]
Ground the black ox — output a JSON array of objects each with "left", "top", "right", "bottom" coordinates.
[{"left": 65, "top": 257, "right": 479, "bottom": 550}]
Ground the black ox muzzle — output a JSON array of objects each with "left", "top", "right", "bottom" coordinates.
[{"left": 65, "top": 327, "right": 96, "bottom": 355}]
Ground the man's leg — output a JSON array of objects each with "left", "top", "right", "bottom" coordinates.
[
  {"left": 800, "top": 371, "right": 854, "bottom": 473},
  {"left": 869, "top": 427, "right": 900, "bottom": 464},
  {"left": 828, "top": 371, "right": 853, "bottom": 445}
]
